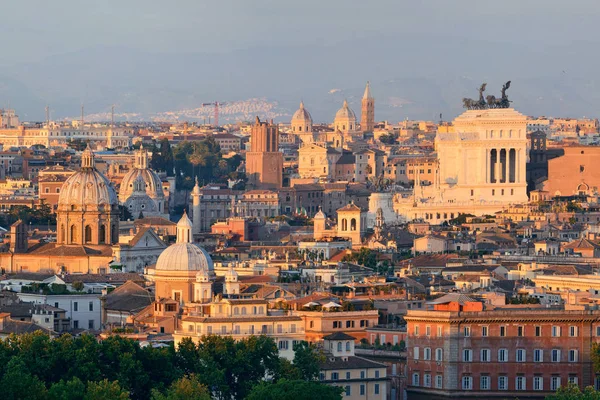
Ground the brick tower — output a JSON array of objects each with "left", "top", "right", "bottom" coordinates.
[
  {"left": 361, "top": 81, "right": 375, "bottom": 133},
  {"left": 246, "top": 117, "right": 283, "bottom": 189}
]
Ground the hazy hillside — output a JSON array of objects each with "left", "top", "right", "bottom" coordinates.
[{"left": 1, "top": 34, "right": 599, "bottom": 123}]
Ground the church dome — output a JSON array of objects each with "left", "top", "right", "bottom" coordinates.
[
  {"left": 155, "top": 212, "right": 214, "bottom": 272},
  {"left": 335, "top": 100, "right": 356, "bottom": 120},
  {"left": 124, "top": 176, "right": 158, "bottom": 217},
  {"left": 292, "top": 101, "right": 313, "bottom": 124},
  {"left": 58, "top": 146, "right": 118, "bottom": 210},
  {"left": 291, "top": 101, "right": 313, "bottom": 134},
  {"left": 118, "top": 145, "right": 164, "bottom": 203}
]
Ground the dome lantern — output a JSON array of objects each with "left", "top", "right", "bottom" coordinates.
[
  {"left": 81, "top": 144, "right": 95, "bottom": 170},
  {"left": 176, "top": 211, "right": 193, "bottom": 244}
]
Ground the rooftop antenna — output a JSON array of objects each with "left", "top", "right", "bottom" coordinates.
[
  {"left": 45, "top": 105, "right": 50, "bottom": 127},
  {"left": 81, "top": 104, "right": 84, "bottom": 127},
  {"left": 111, "top": 104, "right": 115, "bottom": 128}
]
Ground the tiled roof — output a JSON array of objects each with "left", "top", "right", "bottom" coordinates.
[
  {"left": 104, "top": 281, "right": 153, "bottom": 313},
  {"left": 135, "top": 217, "right": 176, "bottom": 226},
  {"left": 323, "top": 332, "right": 356, "bottom": 341},
  {"left": 320, "top": 355, "right": 386, "bottom": 370},
  {"left": 238, "top": 275, "right": 276, "bottom": 284},
  {"left": 3, "top": 272, "right": 54, "bottom": 281},
  {"left": 337, "top": 203, "right": 361, "bottom": 212},
  {"left": 61, "top": 273, "right": 145, "bottom": 284},
  {"left": 563, "top": 238, "right": 600, "bottom": 250},
  {"left": 30, "top": 244, "right": 113, "bottom": 257},
  {"left": 428, "top": 293, "right": 478, "bottom": 305},
  {"left": 0, "top": 318, "right": 52, "bottom": 335}
]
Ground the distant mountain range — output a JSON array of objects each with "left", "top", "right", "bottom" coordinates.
[{"left": 1, "top": 34, "right": 599, "bottom": 123}]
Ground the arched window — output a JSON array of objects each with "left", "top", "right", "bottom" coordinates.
[
  {"left": 241, "top": 307, "right": 247, "bottom": 315},
  {"left": 253, "top": 306, "right": 258, "bottom": 314},
  {"left": 310, "top": 321, "right": 314, "bottom": 328},
  {"left": 350, "top": 218, "right": 357, "bottom": 231},
  {"left": 70, "top": 225, "right": 77, "bottom": 243},
  {"left": 45, "top": 188, "right": 49, "bottom": 193},
  {"left": 342, "top": 219, "right": 348, "bottom": 231},
  {"left": 99, "top": 225, "right": 106, "bottom": 244},
  {"left": 346, "top": 341, "right": 351, "bottom": 351},
  {"left": 337, "top": 342, "right": 342, "bottom": 352},
  {"left": 84, "top": 225, "right": 92, "bottom": 243},
  {"left": 234, "top": 307, "right": 239, "bottom": 315},
  {"left": 258, "top": 306, "right": 264, "bottom": 314}
]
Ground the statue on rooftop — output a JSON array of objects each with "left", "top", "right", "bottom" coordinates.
[
  {"left": 462, "top": 83, "right": 487, "bottom": 110},
  {"left": 371, "top": 173, "right": 391, "bottom": 191},
  {"left": 465, "top": 81, "right": 512, "bottom": 109}
]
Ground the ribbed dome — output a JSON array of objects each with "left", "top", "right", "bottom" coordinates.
[
  {"left": 119, "top": 168, "right": 164, "bottom": 203},
  {"left": 155, "top": 243, "right": 214, "bottom": 272},
  {"left": 335, "top": 100, "right": 356, "bottom": 119},
  {"left": 58, "top": 148, "right": 118, "bottom": 209},
  {"left": 291, "top": 101, "right": 313, "bottom": 124}
]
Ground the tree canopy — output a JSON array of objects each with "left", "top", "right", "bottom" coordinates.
[
  {"left": 0, "top": 201, "right": 56, "bottom": 227},
  {"left": 246, "top": 379, "right": 343, "bottom": 400},
  {"left": 150, "top": 138, "right": 245, "bottom": 191},
  {"left": 546, "top": 383, "right": 600, "bottom": 399},
  {"left": 0, "top": 332, "right": 333, "bottom": 400}
]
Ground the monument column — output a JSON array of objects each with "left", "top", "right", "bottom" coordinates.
[
  {"left": 494, "top": 149, "right": 500, "bottom": 183},
  {"left": 485, "top": 149, "right": 490, "bottom": 183},
  {"left": 191, "top": 178, "right": 201, "bottom": 234},
  {"left": 509, "top": 148, "right": 515, "bottom": 183}
]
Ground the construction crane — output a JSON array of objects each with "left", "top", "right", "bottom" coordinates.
[{"left": 201, "top": 101, "right": 226, "bottom": 127}]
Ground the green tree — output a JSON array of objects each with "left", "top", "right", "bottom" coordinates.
[
  {"left": 0, "top": 357, "right": 48, "bottom": 400},
  {"left": 151, "top": 138, "right": 175, "bottom": 176},
  {"left": 85, "top": 379, "right": 130, "bottom": 400},
  {"left": 290, "top": 341, "right": 324, "bottom": 381},
  {"left": 246, "top": 379, "right": 343, "bottom": 400},
  {"left": 67, "top": 138, "right": 87, "bottom": 151},
  {"left": 378, "top": 133, "right": 397, "bottom": 145},
  {"left": 342, "top": 248, "right": 377, "bottom": 269},
  {"left": 72, "top": 281, "right": 85, "bottom": 292},
  {"left": 97, "top": 336, "right": 150, "bottom": 398},
  {"left": 546, "top": 383, "right": 600, "bottom": 399},
  {"left": 189, "top": 334, "right": 281, "bottom": 400},
  {"left": 48, "top": 377, "right": 86, "bottom": 400},
  {"left": 150, "top": 375, "right": 211, "bottom": 400}
]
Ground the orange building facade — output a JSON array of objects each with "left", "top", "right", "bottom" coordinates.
[{"left": 405, "top": 301, "right": 600, "bottom": 399}]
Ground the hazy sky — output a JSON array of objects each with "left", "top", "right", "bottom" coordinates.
[
  {"left": 3, "top": 0, "right": 599, "bottom": 63},
  {"left": 2, "top": 0, "right": 600, "bottom": 120}
]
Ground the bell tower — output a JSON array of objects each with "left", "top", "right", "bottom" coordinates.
[{"left": 361, "top": 81, "right": 375, "bottom": 133}]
